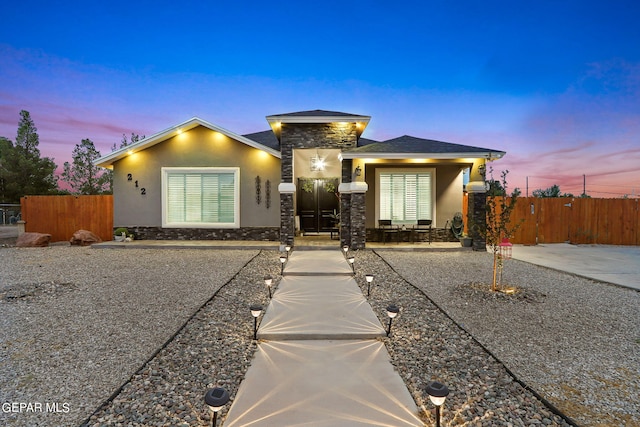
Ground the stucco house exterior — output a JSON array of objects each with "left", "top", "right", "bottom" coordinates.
[{"left": 96, "top": 110, "right": 505, "bottom": 250}]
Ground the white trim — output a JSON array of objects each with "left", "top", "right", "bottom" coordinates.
[
  {"left": 341, "top": 151, "right": 505, "bottom": 160},
  {"left": 466, "top": 180, "right": 489, "bottom": 193},
  {"left": 340, "top": 182, "right": 368, "bottom": 193},
  {"left": 161, "top": 167, "right": 240, "bottom": 229},
  {"left": 97, "top": 117, "right": 281, "bottom": 168},
  {"left": 375, "top": 168, "right": 436, "bottom": 226},
  {"left": 266, "top": 115, "right": 371, "bottom": 125},
  {"left": 278, "top": 182, "right": 297, "bottom": 194}
]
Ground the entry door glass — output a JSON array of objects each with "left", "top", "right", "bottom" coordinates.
[{"left": 297, "top": 178, "right": 339, "bottom": 233}]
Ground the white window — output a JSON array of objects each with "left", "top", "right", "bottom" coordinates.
[
  {"left": 377, "top": 169, "right": 434, "bottom": 224},
  {"left": 162, "top": 167, "right": 239, "bottom": 228}
]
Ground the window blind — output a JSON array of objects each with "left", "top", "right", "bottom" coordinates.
[{"left": 379, "top": 172, "right": 432, "bottom": 222}]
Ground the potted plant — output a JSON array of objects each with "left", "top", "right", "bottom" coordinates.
[
  {"left": 114, "top": 227, "right": 129, "bottom": 242},
  {"left": 459, "top": 234, "right": 472, "bottom": 247}
]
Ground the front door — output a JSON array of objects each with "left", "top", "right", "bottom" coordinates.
[{"left": 297, "top": 178, "right": 339, "bottom": 233}]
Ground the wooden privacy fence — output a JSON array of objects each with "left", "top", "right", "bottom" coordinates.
[
  {"left": 20, "top": 195, "right": 113, "bottom": 242},
  {"left": 463, "top": 195, "right": 640, "bottom": 245}
]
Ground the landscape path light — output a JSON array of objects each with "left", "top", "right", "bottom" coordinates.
[
  {"left": 264, "top": 275, "right": 273, "bottom": 299},
  {"left": 285, "top": 245, "right": 291, "bottom": 258},
  {"left": 365, "top": 274, "right": 374, "bottom": 297},
  {"left": 279, "top": 254, "right": 287, "bottom": 274},
  {"left": 204, "top": 386, "right": 230, "bottom": 427},
  {"left": 425, "top": 381, "right": 450, "bottom": 427},
  {"left": 342, "top": 245, "right": 349, "bottom": 258},
  {"left": 385, "top": 304, "right": 399, "bottom": 337},
  {"left": 348, "top": 255, "right": 355, "bottom": 273},
  {"left": 250, "top": 304, "right": 263, "bottom": 340}
]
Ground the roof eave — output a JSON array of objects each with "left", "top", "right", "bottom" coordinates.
[
  {"left": 340, "top": 151, "right": 506, "bottom": 160},
  {"left": 96, "top": 117, "right": 281, "bottom": 168}
]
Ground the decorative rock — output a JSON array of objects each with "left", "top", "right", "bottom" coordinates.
[
  {"left": 16, "top": 232, "right": 51, "bottom": 247},
  {"left": 69, "top": 229, "right": 103, "bottom": 246}
]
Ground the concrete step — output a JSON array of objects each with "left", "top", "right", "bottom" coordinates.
[
  {"left": 283, "top": 250, "right": 354, "bottom": 276},
  {"left": 257, "top": 275, "right": 386, "bottom": 340},
  {"left": 223, "top": 340, "right": 422, "bottom": 427}
]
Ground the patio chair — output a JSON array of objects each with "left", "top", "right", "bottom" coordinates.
[
  {"left": 378, "top": 219, "right": 399, "bottom": 244},
  {"left": 412, "top": 219, "right": 432, "bottom": 244}
]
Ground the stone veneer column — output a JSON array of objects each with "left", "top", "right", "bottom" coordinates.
[
  {"left": 349, "top": 183, "right": 368, "bottom": 250},
  {"left": 467, "top": 181, "right": 488, "bottom": 251},
  {"left": 278, "top": 183, "right": 295, "bottom": 248},
  {"left": 340, "top": 159, "right": 353, "bottom": 248}
]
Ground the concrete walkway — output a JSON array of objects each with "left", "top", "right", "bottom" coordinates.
[
  {"left": 223, "top": 250, "right": 422, "bottom": 426},
  {"left": 511, "top": 243, "right": 640, "bottom": 291}
]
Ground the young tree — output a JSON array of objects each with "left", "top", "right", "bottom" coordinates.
[
  {"left": 483, "top": 168, "right": 522, "bottom": 292},
  {"left": 1, "top": 111, "right": 58, "bottom": 202},
  {"left": 62, "top": 138, "right": 111, "bottom": 194}
]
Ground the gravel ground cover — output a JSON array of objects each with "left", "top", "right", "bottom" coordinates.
[
  {"left": 2, "top": 245, "right": 637, "bottom": 426},
  {"left": 374, "top": 250, "right": 640, "bottom": 427},
  {"left": 0, "top": 246, "right": 259, "bottom": 427}
]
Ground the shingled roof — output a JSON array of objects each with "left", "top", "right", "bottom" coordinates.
[{"left": 341, "top": 135, "right": 505, "bottom": 160}]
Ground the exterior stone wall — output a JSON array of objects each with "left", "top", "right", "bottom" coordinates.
[
  {"left": 340, "top": 158, "right": 353, "bottom": 247},
  {"left": 280, "top": 193, "right": 295, "bottom": 246},
  {"left": 121, "top": 226, "right": 279, "bottom": 241},
  {"left": 468, "top": 191, "right": 487, "bottom": 251},
  {"left": 350, "top": 192, "right": 366, "bottom": 249},
  {"left": 365, "top": 227, "right": 459, "bottom": 243}
]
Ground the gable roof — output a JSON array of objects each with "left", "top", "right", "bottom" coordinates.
[
  {"left": 96, "top": 117, "right": 281, "bottom": 168},
  {"left": 341, "top": 135, "right": 505, "bottom": 160}
]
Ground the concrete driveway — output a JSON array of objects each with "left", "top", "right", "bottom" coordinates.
[{"left": 511, "top": 243, "right": 640, "bottom": 291}]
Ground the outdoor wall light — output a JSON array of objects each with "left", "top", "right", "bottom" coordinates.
[
  {"left": 386, "top": 304, "right": 399, "bottom": 337},
  {"left": 355, "top": 165, "right": 362, "bottom": 176},
  {"left": 250, "top": 304, "right": 263, "bottom": 340},
  {"left": 204, "top": 386, "right": 230, "bottom": 427},
  {"left": 348, "top": 256, "right": 355, "bottom": 273},
  {"left": 264, "top": 275, "right": 273, "bottom": 299},
  {"left": 279, "top": 255, "right": 287, "bottom": 274},
  {"left": 365, "top": 274, "right": 374, "bottom": 297},
  {"left": 425, "top": 381, "right": 450, "bottom": 427}
]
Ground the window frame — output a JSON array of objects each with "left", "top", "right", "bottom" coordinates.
[
  {"left": 161, "top": 167, "right": 240, "bottom": 228},
  {"left": 375, "top": 168, "right": 435, "bottom": 225}
]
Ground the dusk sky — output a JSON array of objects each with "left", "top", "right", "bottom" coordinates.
[{"left": 1, "top": 1, "right": 639, "bottom": 197}]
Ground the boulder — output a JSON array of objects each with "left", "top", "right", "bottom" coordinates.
[
  {"left": 70, "top": 230, "right": 103, "bottom": 246},
  {"left": 16, "top": 232, "right": 52, "bottom": 247}
]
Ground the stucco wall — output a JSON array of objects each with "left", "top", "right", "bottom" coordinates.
[{"left": 112, "top": 125, "right": 281, "bottom": 228}]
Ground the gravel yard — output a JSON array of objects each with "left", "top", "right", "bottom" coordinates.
[
  {"left": 375, "top": 250, "right": 640, "bottom": 427},
  {"left": 0, "top": 247, "right": 259, "bottom": 426},
  {"left": 1, "top": 245, "right": 637, "bottom": 426}
]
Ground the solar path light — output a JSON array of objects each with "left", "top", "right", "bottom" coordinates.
[
  {"left": 279, "top": 254, "right": 287, "bottom": 274},
  {"left": 348, "top": 255, "right": 355, "bottom": 273},
  {"left": 342, "top": 245, "right": 349, "bottom": 258},
  {"left": 250, "top": 304, "right": 263, "bottom": 340},
  {"left": 264, "top": 275, "right": 273, "bottom": 299},
  {"left": 365, "top": 274, "right": 374, "bottom": 297},
  {"left": 285, "top": 245, "right": 291, "bottom": 258},
  {"left": 204, "top": 387, "right": 230, "bottom": 427},
  {"left": 385, "top": 304, "right": 399, "bottom": 337},
  {"left": 425, "top": 381, "right": 450, "bottom": 427}
]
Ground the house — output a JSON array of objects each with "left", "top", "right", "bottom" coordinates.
[{"left": 96, "top": 110, "right": 505, "bottom": 250}]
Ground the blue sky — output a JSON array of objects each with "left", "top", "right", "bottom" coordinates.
[{"left": 1, "top": 0, "right": 639, "bottom": 197}]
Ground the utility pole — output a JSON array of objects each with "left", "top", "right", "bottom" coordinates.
[
  {"left": 526, "top": 176, "right": 528, "bottom": 197},
  {"left": 583, "top": 174, "right": 586, "bottom": 197}
]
